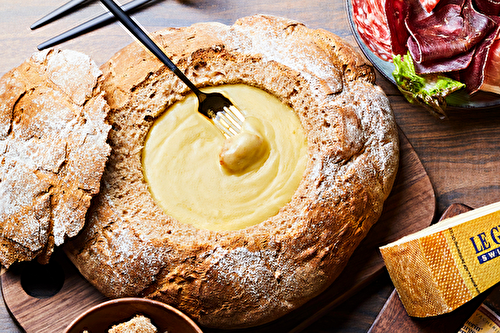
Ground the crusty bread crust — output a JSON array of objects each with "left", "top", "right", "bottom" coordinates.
[
  {"left": 0, "top": 49, "right": 111, "bottom": 267},
  {"left": 65, "top": 15, "right": 399, "bottom": 328}
]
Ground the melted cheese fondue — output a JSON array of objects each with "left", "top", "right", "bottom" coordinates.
[{"left": 142, "top": 84, "right": 307, "bottom": 231}]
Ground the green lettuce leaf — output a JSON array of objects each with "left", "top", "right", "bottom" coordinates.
[{"left": 392, "top": 52, "right": 465, "bottom": 118}]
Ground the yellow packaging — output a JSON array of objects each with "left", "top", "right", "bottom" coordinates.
[
  {"left": 444, "top": 210, "right": 500, "bottom": 296},
  {"left": 380, "top": 202, "right": 500, "bottom": 317}
]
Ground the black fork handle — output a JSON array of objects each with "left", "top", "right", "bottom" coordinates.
[{"left": 99, "top": 0, "right": 205, "bottom": 100}]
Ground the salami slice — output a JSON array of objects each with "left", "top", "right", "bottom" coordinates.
[
  {"left": 352, "top": 0, "right": 393, "bottom": 61},
  {"left": 352, "top": 0, "right": 410, "bottom": 61}
]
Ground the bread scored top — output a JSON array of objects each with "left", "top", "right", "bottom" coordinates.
[{"left": 65, "top": 15, "right": 399, "bottom": 329}]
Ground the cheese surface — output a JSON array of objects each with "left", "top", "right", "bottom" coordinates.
[{"left": 142, "top": 84, "right": 307, "bottom": 230}]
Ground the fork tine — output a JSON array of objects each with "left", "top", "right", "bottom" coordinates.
[
  {"left": 31, "top": 0, "right": 89, "bottom": 30},
  {"left": 221, "top": 108, "right": 243, "bottom": 130},
  {"left": 218, "top": 112, "right": 240, "bottom": 134},
  {"left": 37, "top": 0, "right": 155, "bottom": 50},
  {"left": 213, "top": 119, "right": 237, "bottom": 138},
  {"left": 226, "top": 105, "right": 245, "bottom": 124},
  {"left": 214, "top": 108, "right": 244, "bottom": 138}
]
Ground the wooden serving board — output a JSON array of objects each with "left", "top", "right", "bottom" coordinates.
[{"left": 1, "top": 129, "right": 436, "bottom": 333}]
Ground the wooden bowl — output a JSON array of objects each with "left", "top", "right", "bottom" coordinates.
[{"left": 64, "top": 297, "right": 203, "bottom": 333}]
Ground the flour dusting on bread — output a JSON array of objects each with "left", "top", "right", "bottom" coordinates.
[
  {"left": 0, "top": 49, "right": 111, "bottom": 267},
  {"left": 65, "top": 15, "right": 399, "bottom": 329}
]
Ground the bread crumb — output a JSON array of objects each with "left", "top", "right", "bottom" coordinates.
[{"left": 108, "top": 314, "right": 159, "bottom": 333}]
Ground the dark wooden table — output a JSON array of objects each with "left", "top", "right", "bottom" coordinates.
[{"left": 1, "top": 0, "right": 500, "bottom": 332}]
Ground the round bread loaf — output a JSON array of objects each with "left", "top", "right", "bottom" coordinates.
[
  {"left": 0, "top": 49, "right": 111, "bottom": 267},
  {"left": 65, "top": 15, "right": 399, "bottom": 328}
]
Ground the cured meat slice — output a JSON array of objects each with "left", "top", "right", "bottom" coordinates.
[
  {"left": 352, "top": 0, "right": 393, "bottom": 61},
  {"left": 352, "top": 0, "right": 500, "bottom": 97},
  {"left": 406, "top": 0, "right": 495, "bottom": 64},
  {"left": 352, "top": 0, "right": 409, "bottom": 61},
  {"left": 480, "top": 39, "right": 500, "bottom": 94},
  {"left": 413, "top": 47, "right": 475, "bottom": 73},
  {"left": 432, "top": 0, "right": 465, "bottom": 10},
  {"left": 420, "top": 0, "right": 442, "bottom": 12},
  {"left": 386, "top": 0, "right": 409, "bottom": 56},
  {"left": 459, "top": 27, "right": 500, "bottom": 93},
  {"left": 465, "top": 17, "right": 500, "bottom": 93},
  {"left": 474, "top": 0, "right": 500, "bottom": 16}
]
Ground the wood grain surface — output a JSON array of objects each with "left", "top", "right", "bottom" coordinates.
[{"left": 1, "top": 0, "right": 500, "bottom": 332}]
